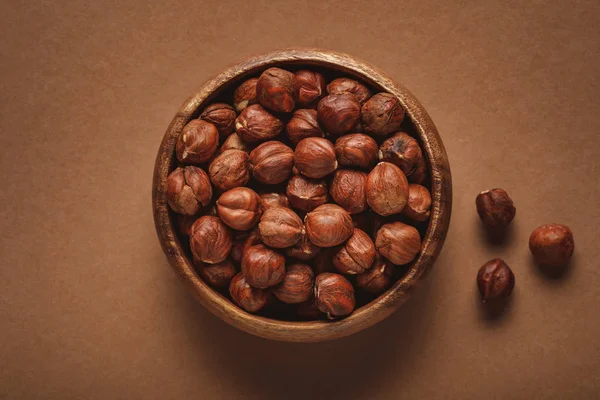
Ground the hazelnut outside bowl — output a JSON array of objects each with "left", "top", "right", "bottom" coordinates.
[{"left": 152, "top": 49, "right": 452, "bottom": 342}]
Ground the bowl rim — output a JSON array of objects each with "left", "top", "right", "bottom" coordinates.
[{"left": 152, "top": 48, "right": 452, "bottom": 342}]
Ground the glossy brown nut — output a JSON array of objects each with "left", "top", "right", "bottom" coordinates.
[
  {"left": 216, "top": 187, "right": 262, "bottom": 231},
  {"left": 196, "top": 259, "right": 237, "bottom": 289},
  {"left": 314, "top": 273, "right": 356, "bottom": 319},
  {"left": 529, "top": 224, "right": 574, "bottom": 267},
  {"left": 233, "top": 78, "right": 258, "bottom": 112},
  {"left": 326, "top": 77, "right": 371, "bottom": 104},
  {"left": 286, "top": 175, "right": 328, "bottom": 212},
  {"left": 409, "top": 157, "right": 428, "bottom": 185},
  {"left": 477, "top": 259, "right": 515, "bottom": 302},
  {"left": 329, "top": 170, "right": 368, "bottom": 215},
  {"left": 333, "top": 228, "right": 376, "bottom": 275},
  {"left": 208, "top": 149, "right": 250, "bottom": 191},
  {"left": 248, "top": 141, "right": 294, "bottom": 184},
  {"left": 402, "top": 184, "right": 432, "bottom": 222},
  {"left": 258, "top": 207, "right": 304, "bottom": 248},
  {"left": 296, "top": 299, "right": 323, "bottom": 320},
  {"left": 313, "top": 248, "right": 336, "bottom": 274},
  {"left": 476, "top": 188, "right": 516, "bottom": 230},
  {"left": 176, "top": 119, "right": 219, "bottom": 164},
  {"left": 241, "top": 244, "right": 286, "bottom": 288},
  {"left": 235, "top": 104, "right": 283, "bottom": 144},
  {"left": 366, "top": 162, "right": 409, "bottom": 216},
  {"left": 229, "top": 273, "right": 270, "bottom": 312},
  {"left": 190, "top": 216, "right": 232, "bottom": 264},
  {"left": 221, "top": 133, "right": 251, "bottom": 153},
  {"left": 286, "top": 109, "right": 324, "bottom": 145},
  {"left": 355, "top": 256, "right": 394, "bottom": 294},
  {"left": 166, "top": 166, "right": 212, "bottom": 215},
  {"left": 259, "top": 192, "right": 289, "bottom": 210},
  {"left": 293, "top": 70, "right": 326, "bottom": 107},
  {"left": 294, "top": 137, "right": 338, "bottom": 179},
  {"left": 376, "top": 222, "right": 421, "bottom": 265},
  {"left": 272, "top": 264, "right": 315, "bottom": 304},
  {"left": 361, "top": 93, "right": 405, "bottom": 136},
  {"left": 334, "top": 133, "right": 378, "bottom": 170},
  {"left": 200, "top": 103, "right": 236, "bottom": 139},
  {"left": 285, "top": 231, "right": 321, "bottom": 261},
  {"left": 305, "top": 204, "right": 353, "bottom": 247},
  {"left": 317, "top": 93, "right": 361, "bottom": 136},
  {"left": 378, "top": 132, "right": 423, "bottom": 175},
  {"left": 256, "top": 67, "right": 296, "bottom": 113}
]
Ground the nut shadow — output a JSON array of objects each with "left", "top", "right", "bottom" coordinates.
[
  {"left": 474, "top": 216, "right": 517, "bottom": 248},
  {"left": 531, "top": 252, "right": 577, "bottom": 282},
  {"left": 474, "top": 285, "right": 516, "bottom": 326}
]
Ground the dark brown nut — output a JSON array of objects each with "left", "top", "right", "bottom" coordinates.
[
  {"left": 329, "top": 170, "right": 368, "bottom": 215},
  {"left": 176, "top": 119, "right": 219, "bottom": 164},
  {"left": 243, "top": 228, "right": 263, "bottom": 253},
  {"left": 190, "top": 216, "right": 232, "bottom": 264},
  {"left": 334, "top": 133, "right": 378, "bottom": 170},
  {"left": 285, "top": 231, "right": 321, "bottom": 261},
  {"left": 366, "top": 162, "right": 409, "bottom": 216},
  {"left": 409, "top": 156, "right": 428, "bottom": 184},
  {"left": 477, "top": 259, "right": 515, "bottom": 302},
  {"left": 196, "top": 259, "right": 237, "bottom": 289},
  {"left": 296, "top": 299, "right": 323, "bottom": 320},
  {"left": 529, "top": 224, "right": 574, "bottom": 267},
  {"left": 241, "top": 244, "right": 286, "bottom": 288},
  {"left": 229, "top": 273, "right": 270, "bottom": 312},
  {"left": 305, "top": 204, "right": 353, "bottom": 247},
  {"left": 286, "top": 175, "right": 328, "bottom": 212},
  {"left": 208, "top": 149, "right": 250, "bottom": 191},
  {"left": 293, "top": 70, "right": 326, "bottom": 107},
  {"left": 402, "top": 184, "right": 432, "bottom": 222},
  {"left": 476, "top": 188, "right": 516, "bottom": 230},
  {"left": 375, "top": 222, "right": 421, "bottom": 265},
  {"left": 317, "top": 93, "right": 361, "bottom": 136},
  {"left": 326, "top": 77, "right": 371, "bottom": 104},
  {"left": 286, "top": 109, "right": 325, "bottom": 145},
  {"left": 174, "top": 213, "right": 199, "bottom": 237},
  {"left": 355, "top": 256, "right": 394, "bottom": 294},
  {"left": 258, "top": 207, "right": 304, "bottom": 248},
  {"left": 294, "top": 137, "right": 338, "bottom": 179},
  {"left": 221, "top": 133, "right": 251, "bottom": 153},
  {"left": 256, "top": 67, "right": 296, "bottom": 113},
  {"left": 259, "top": 192, "right": 289, "bottom": 210},
  {"left": 313, "top": 248, "right": 336, "bottom": 274},
  {"left": 235, "top": 104, "right": 283, "bottom": 144},
  {"left": 166, "top": 166, "right": 212, "bottom": 215},
  {"left": 200, "top": 103, "right": 236, "bottom": 140},
  {"left": 216, "top": 187, "right": 262, "bottom": 231},
  {"left": 361, "top": 93, "right": 405, "bottom": 136},
  {"left": 378, "top": 132, "right": 423, "bottom": 175},
  {"left": 272, "top": 264, "right": 315, "bottom": 304},
  {"left": 233, "top": 78, "right": 258, "bottom": 112},
  {"left": 248, "top": 141, "right": 294, "bottom": 184},
  {"left": 333, "top": 228, "right": 376, "bottom": 275},
  {"left": 314, "top": 273, "right": 356, "bottom": 319}
]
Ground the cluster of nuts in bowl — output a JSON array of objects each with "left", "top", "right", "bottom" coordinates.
[{"left": 166, "top": 66, "right": 432, "bottom": 320}]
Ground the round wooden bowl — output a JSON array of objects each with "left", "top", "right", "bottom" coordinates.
[{"left": 152, "top": 49, "right": 452, "bottom": 342}]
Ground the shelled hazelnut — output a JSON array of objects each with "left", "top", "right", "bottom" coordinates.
[
  {"left": 334, "top": 133, "right": 378, "bottom": 170},
  {"left": 285, "top": 231, "right": 321, "bottom": 261},
  {"left": 200, "top": 103, "right": 236, "bottom": 139},
  {"left": 216, "top": 187, "right": 262, "bottom": 230},
  {"left": 167, "top": 166, "right": 212, "bottom": 215},
  {"left": 355, "top": 255, "right": 394, "bottom": 294},
  {"left": 294, "top": 70, "right": 326, "bottom": 108},
  {"left": 233, "top": 78, "right": 258, "bottom": 112},
  {"left": 229, "top": 273, "right": 270, "bottom": 312},
  {"left": 235, "top": 104, "right": 283, "bottom": 143},
  {"left": 286, "top": 109, "right": 325, "bottom": 145},
  {"left": 294, "top": 137, "right": 338, "bottom": 179},
  {"left": 327, "top": 78, "right": 371, "bottom": 104},
  {"left": 378, "top": 132, "right": 422, "bottom": 176},
  {"left": 476, "top": 188, "right": 516, "bottom": 230},
  {"left": 305, "top": 204, "right": 353, "bottom": 247},
  {"left": 476, "top": 259, "right": 515, "bottom": 302},
  {"left": 208, "top": 149, "right": 250, "bottom": 191},
  {"left": 259, "top": 192, "right": 289, "bottom": 210},
  {"left": 258, "top": 207, "right": 304, "bottom": 248},
  {"left": 317, "top": 93, "right": 361, "bottom": 136},
  {"left": 272, "top": 264, "right": 314, "bottom": 304},
  {"left": 256, "top": 67, "right": 296, "bottom": 113},
  {"left": 314, "top": 273, "right": 356, "bottom": 318},
  {"left": 402, "top": 184, "right": 432, "bottom": 222},
  {"left": 366, "top": 162, "right": 409, "bottom": 216},
  {"left": 333, "top": 228, "right": 376, "bottom": 275},
  {"left": 196, "top": 259, "right": 237, "bottom": 289},
  {"left": 190, "top": 216, "right": 232, "bottom": 264},
  {"left": 329, "top": 170, "right": 368, "bottom": 215},
  {"left": 176, "top": 119, "right": 219, "bottom": 164},
  {"left": 529, "top": 224, "right": 574, "bottom": 267},
  {"left": 241, "top": 244, "right": 286, "bottom": 288},
  {"left": 375, "top": 222, "right": 421, "bottom": 265},
  {"left": 221, "top": 133, "right": 251, "bottom": 153},
  {"left": 248, "top": 141, "right": 294, "bottom": 184},
  {"left": 286, "top": 175, "right": 328, "bottom": 212},
  {"left": 361, "top": 93, "right": 405, "bottom": 136}
]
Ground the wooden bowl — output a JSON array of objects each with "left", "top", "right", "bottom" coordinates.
[{"left": 152, "top": 49, "right": 452, "bottom": 342}]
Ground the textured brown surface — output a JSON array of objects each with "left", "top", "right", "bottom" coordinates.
[{"left": 1, "top": 0, "right": 600, "bottom": 398}]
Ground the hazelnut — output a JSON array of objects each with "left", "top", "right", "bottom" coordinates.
[
  {"left": 258, "top": 207, "right": 304, "bottom": 248},
  {"left": 333, "top": 228, "right": 376, "bottom": 275},
  {"left": 476, "top": 188, "right": 516, "bottom": 230},
  {"left": 176, "top": 119, "right": 219, "bottom": 164},
  {"left": 259, "top": 192, "right": 289, "bottom": 210},
  {"left": 256, "top": 67, "right": 296, "bottom": 113},
  {"left": 326, "top": 77, "right": 371, "bottom": 104},
  {"left": 208, "top": 149, "right": 250, "bottom": 191},
  {"left": 243, "top": 228, "right": 263, "bottom": 253},
  {"left": 221, "top": 133, "right": 251, "bottom": 153},
  {"left": 477, "top": 259, "right": 515, "bottom": 302},
  {"left": 285, "top": 231, "right": 321, "bottom": 261},
  {"left": 272, "top": 264, "right": 315, "bottom": 304},
  {"left": 375, "top": 222, "right": 421, "bottom": 265},
  {"left": 200, "top": 103, "right": 236, "bottom": 139},
  {"left": 305, "top": 204, "right": 353, "bottom": 247},
  {"left": 529, "top": 224, "right": 574, "bottom": 267},
  {"left": 235, "top": 104, "right": 283, "bottom": 144},
  {"left": 294, "top": 137, "right": 338, "bottom": 179},
  {"left": 361, "top": 93, "right": 405, "bottom": 136},
  {"left": 366, "top": 162, "right": 409, "bottom": 216},
  {"left": 286, "top": 175, "right": 328, "bottom": 212},
  {"left": 216, "top": 187, "right": 262, "bottom": 230},
  {"left": 241, "top": 244, "right": 286, "bottom": 288},
  {"left": 409, "top": 157, "right": 428, "bottom": 185},
  {"left": 402, "top": 184, "right": 432, "bottom": 222},
  {"left": 229, "top": 273, "right": 270, "bottom": 312},
  {"left": 248, "top": 141, "right": 294, "bottom": 184},
  {"left": 329, "top": 170, "right": 368, "bottom": 215},
  {"left": 313, "top": 248, "right": 336, "bottom": 274},
  {"left": 190, "top": 216, "right": 232, "bottom": 264},
  {"left": 286, "top": 109, "right": 324, "bottom": 145},
  {"left": 378, "top": 132, "right": 423, "bottom": 175},
  {"left": 334, "top": 133, "right": 378, "bottom": 170},
  {"left": 355, "top": 256, "right": 394, "bottom": 294},
  {"left": 293, "top": 70, "right": 326, "bottom": 107},
  {"left": 196, "top": 259, "right": 237, "bottom": 289},
  {"left": 296, "top": 299, "right": 323, "bottom": 320},
  {"left": 314, "top": 273, "right": 355, "bottom": 319},
  {"left": 317, "top": 93, "right": 361, "bottom": 136},
  {"left": 166, "top": 166, "right": 212, "bottom": 215},
  {"left": 233, "top": 78, "right": 258, "bottom": 112}
]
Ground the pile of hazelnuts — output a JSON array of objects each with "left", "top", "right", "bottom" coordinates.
[{"left": 166, "top": 66, "right": 432, "bottom": 320}]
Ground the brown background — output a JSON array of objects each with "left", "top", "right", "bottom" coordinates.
[{"left": 1, "top": 0, "right": 599, "bottom": 399}]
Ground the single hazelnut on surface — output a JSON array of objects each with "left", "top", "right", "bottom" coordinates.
[
  {"left": 272, "top": 264, "right": 315, "bottom": 304},
  {"left": 166, "top": 166, "right": 212, "bottom": 215},
  {"left": 221, "top": 133, "right": 251, "bottom": 153},
  {"left": 259, "top": 192, "right": 289, "bottom": 210},
  {"left": 293, "top": 70, "right": 326, "bottom": 107},
  {"left": 378, "top": 132, "right": 423, "bottom": 176},
  {"left": 296, "top": 299, "right": 323, "bottom": 320},
  {"left": 241, "top": 244, "right": 286, "bottom": 288},
  {"left": 294, "top": 137, "right": 338, "bottom": 179},
  {"left": 329, "top": 170, "right": 368, "bottom": 215},
  {"left": 326, "top": 77, "right": 371, "bottom": 104},
  {"left": 333, "top": 228, "right": 376, "bottom": 275},
  {"left": 529, "top": 224, "right": 574, "bottom": 267},
  {"left": 256, "top": 67, "right": 296, "bottom": 113},
  {"left": 176, "top": 119, "right": 219, "bottom": 164},
  {"left": 313, "top": 248, "right": 336, "bottom": 274},
  {"left": 285, "top": 231, "right": 321, "bottom": 261},
  {"left": 190, "top": 216, "right": 232, "bottom": 264},
  {"left": 402, "top": 184, "right": 432, "bottom": 222},
  {"left": 314, "top": 273, "right": 356, "bottom": 319},
  {"left": 216, "top": 187, "right": 262, "bottom": 231},
  {"left": 366, "top": 162, "right": 409, "bottom": 216},
  {"left": 258, "top": 207, "right": 304, "bottom": 248},
  {"left": 317, "top": 93, "right": 361, "bottom": 136},
  {"left": 229, "top": 273, "right": 270, "bottom": 312},
  {"left": 208, "top": 149, "right": 250, "bottom": 191},
  {"left": 248, "top": 141, "right": 294, "bottom": 184},
  {"left": 476, "top": 188, "right": 516, "bottom": 230},
  {"left": 235, "top": 104, "right": 283, "bottom": 144},
  {"left": 196, "top": 259, "right": 237, "bottom": 289},
  {"left": 361, "top": 93, "right": 405, "bottom": 136},
  {"left": 334, "top": 133, "right": 378, "bottom": 170},
  {"left": 305, "top": 204, "right": 353, "bottom": 247},
  {"left": 200, "top": 103, "right": 236, "bottom": 139},
  {"left": 286, "top": 175, "right": 328, "bottom": 212},
  {"left": 375, "top": 222, "right": 421, "bottom": 265},
  {"left": 409, "top": 156, "right": 428, "bottom": 185},
  {"left": 233, "top": 78, "right": 258, "bottom": 112},
  {"left": 477, "top": 259, "right": 515, "bottom": 302},
  {"left": 355, "top": 256, "right": 394, "bottom": 294},
  {"left": 286, "top": 109, "right": 325, "bottom": 145}
]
